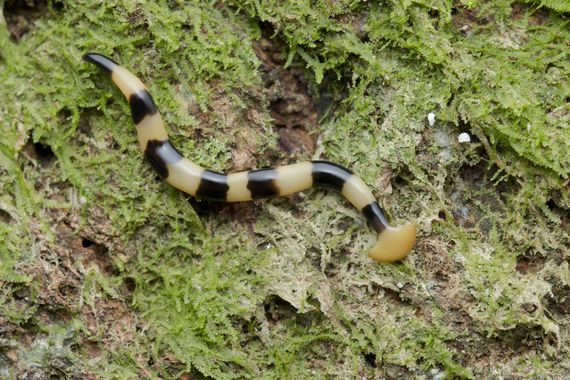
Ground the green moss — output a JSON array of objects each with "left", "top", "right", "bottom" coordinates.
[{"left": 1, "top": 0, "right": 569, "bottom": 378}]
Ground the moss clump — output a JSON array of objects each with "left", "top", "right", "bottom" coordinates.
[{"left": 0, "top": 0, "right": 569, "bottom": 378}]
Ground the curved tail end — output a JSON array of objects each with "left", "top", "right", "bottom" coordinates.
[
  {"left": 83, "top": 53, "right": 117, "bottom": 74},
  {"left": 368, "top": 223, "right": 416, "bottom": 263}
]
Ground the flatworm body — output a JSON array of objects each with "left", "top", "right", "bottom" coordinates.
[{"left": 84, "top": 53, "right": 416, "bottom": 263}]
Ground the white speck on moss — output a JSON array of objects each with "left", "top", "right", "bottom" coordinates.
[
  {"left": 428, "top": 112, "right": 436, "bottom": 126},
  {"left": 527, "top": 123, "right": 532, "bottom": 132},
  {"left": 458, "top": 132, "right": 471, "bottom": 143}
]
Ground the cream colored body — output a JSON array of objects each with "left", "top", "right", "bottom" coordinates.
[
  {"left": 369, "top": 223, "right": 417, "bottom": 263},
  {"left": 135, "top": 114, "right": 168, "bottom": 151},
  {"left": 112, "top": 65, "right": 148, "bottom": 96},
  {"left": 165, "top": 159, "right": 204, "bottom": 196},
  {"left": 274, "top": 162, "right": 313, "bottom": 196},
  {"left": 85, "top": 52, "right": 417, "bottom": 263},
  {"left": 226, "top": 172, "right": 252, "bottom": 201},
  {"left": 341, "top": 175, "right": 376, "bottom": 211}
]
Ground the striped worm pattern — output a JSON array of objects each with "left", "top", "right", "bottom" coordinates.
[{"left": 84, "top": 53, "right": 416, "bottom": 263}]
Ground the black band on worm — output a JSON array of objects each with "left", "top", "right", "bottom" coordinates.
[
  {"left": 129, "top": 90, "right": 158, "bottom": 124},
  {"left": 247, "top": 169, "right": 279, "bottom": 198},
  {"left": 144, "top": 139, "right": 183, "bottom": 179},
  {"left": 361, "top": 202, "right": 388, "bottom": 233},
  {"left": 311, "top": 160, "right": 353, "bottom": 190},
  {"left": 196, "top": 170, "right": 230, "bottom": 200}
]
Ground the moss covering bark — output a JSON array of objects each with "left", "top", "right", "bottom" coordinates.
[{"left": 0, "top": 0, "right": 569, "bottom": 378}]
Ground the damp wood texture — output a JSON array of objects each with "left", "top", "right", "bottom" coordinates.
[{"left": 84, "top": 53, "right": 416, "bottom": 263}]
